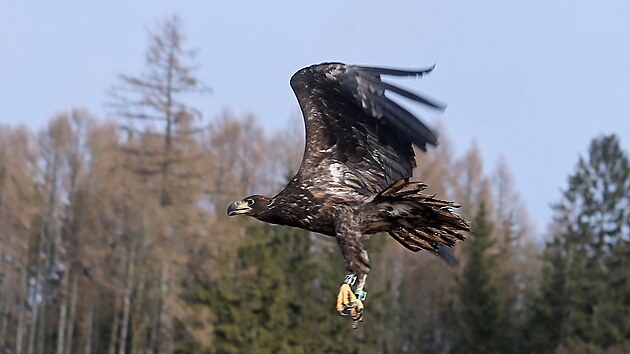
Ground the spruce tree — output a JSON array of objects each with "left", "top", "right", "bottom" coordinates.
[
  {"left": 193, "top": 223, "right": 288, "bottom": 354},
  {"left": 528, "top": 134, "right": 630, "bottom": 352},
  {"left": 526, "top": 235, "right": 568, "bottom": 353},
  {"left": 193, "top": 221, "right": 334, "bottom": 354},
  {"left": 588, "top": 135, "right": 630, "bottom": 349},
  {"left": 455, "top": 202, "right": 504, "bottom": 354}
]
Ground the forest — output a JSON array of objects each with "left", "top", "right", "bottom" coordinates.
[{"left": 0, "top": 17, "right": 628, "bottom": 354}]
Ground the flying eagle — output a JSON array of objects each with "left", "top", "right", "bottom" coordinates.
[{"left": 228, "top": 62, "right": 469, "bottom": 328}]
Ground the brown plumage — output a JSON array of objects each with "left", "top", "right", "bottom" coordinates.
[{"left": 227, "top": 62, "right": 469, "bottom": 326}]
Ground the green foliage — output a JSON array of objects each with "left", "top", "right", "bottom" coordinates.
[
  {"left": 187, "top": 220, "right": 405, "bottom": 354},
  {"left": 527, "top": 134, "right": 630, "bottom": 353},
  {"left": 191, "top": 223, "right": 303, "bottom": 353},
  {"left": 526, "top": 238, "right": 568, "bottom": 353},
  {"left": 454, "top": 202, "right": 507, "bottom": 354}
]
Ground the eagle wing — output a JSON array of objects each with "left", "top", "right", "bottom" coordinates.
[{"left": 290, "top": 62, "right": 444, "bottom": 194}]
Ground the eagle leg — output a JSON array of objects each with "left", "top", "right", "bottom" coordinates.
[{"left": 335, "top": 212, "right": 370, "bottom": 328}]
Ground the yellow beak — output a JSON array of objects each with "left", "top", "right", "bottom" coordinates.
[{"left": 227, "top": 200, "right": 252, "bottom": 216}]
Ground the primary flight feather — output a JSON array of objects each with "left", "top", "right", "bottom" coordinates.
[{"left": 227, "top": 62, "right": 469, "bottom": 328}]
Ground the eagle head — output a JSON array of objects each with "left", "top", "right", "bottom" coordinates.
[{"left": 227, "top": 195, "right": 272, "bottom": 218}]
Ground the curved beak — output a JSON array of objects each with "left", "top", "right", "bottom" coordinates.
[{"left": 227, "top": 200, "right": 251, "bottom": 216}]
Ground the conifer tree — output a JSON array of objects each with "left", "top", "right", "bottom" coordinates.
[
  {"left": 526, "top": 234, "right": 568, "bottom": 353},
  {"left": 194, "top": 222, "right": 345, "bottom": 354},
  {"left": 528, "top": 134, "right": 630, "bottom": 352},
  {"left": 455, "top": 202, "right": 505, "bottom": 354}
]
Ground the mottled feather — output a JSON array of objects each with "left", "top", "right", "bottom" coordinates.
[
  {"left": 229, "top": 62, "right": 469, "bottom": 295},
  {"left": 289, "top": 62, "right": 444, "bottom": 194}
]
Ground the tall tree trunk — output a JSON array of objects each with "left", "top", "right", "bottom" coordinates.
[
  {"left": 131, "top": 267, "right": 149, "bottom": 354},
  {"left": 152, "top": 270, "right": 163, "bottom": 354},
  {"left": 107, "top": 294, "right": 121, "bottom": 354},
  {"left": 36, "top": 296, "right": 46, "bottom": 354},
  {"left": 33, "top": 145, "right": 60, "bottom": 354},
  {"left": 63, "top": 273, "right": 78, "bottom": 354},
  {"left": 27, "top": 241, "right": 45, "bottom": 354},
  {"left": 82, "top": 290, "right": 94, "bottom": 354},
  {"left": 0, "top": 259, "right": 14, "bottom": 349},
  {"left": 0, "top": 252, "right": 6, "bottom": 349},
  {"left": 164, "top": 312, "right": 174, "bottom": 354},
  {"left": 160, "top": 49, "right": 174, "bottom": 207},
  {"left": 159, "top": 266, "right": 174, "bottom": 354},
  {"left": 55, "top": 272, "right": 69, "bottom": 354},
  {"left": 15, "top": 265, "right": 27, "bottom": 354},
  {"left": 118, "top": 247, "right": 135, "bottom": 354}
]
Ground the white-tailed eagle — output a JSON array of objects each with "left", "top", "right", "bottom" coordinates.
[{"left": 227, "top": 63, "right": 469, "bottom": 328}]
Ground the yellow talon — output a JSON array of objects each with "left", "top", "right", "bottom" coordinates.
[
  {"left": 336, "top": 283, "right": 357, "bottom": 315},
  {"left": 336, "top": 284, "right": 365, "bottom": 329}
]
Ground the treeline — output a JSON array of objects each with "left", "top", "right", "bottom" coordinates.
[{"left": 0, "top": 16, "right": 628, "bottom": 354}]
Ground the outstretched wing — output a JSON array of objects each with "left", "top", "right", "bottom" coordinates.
[{"left": 290, "top": 62, "right": 444, "bottom": 194}]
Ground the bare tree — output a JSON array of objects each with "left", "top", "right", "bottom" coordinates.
[
  {"left": 453, "top": 141, "right": 494, "bottom": 219},
  {"left": 109, "top": 15, "right": 210, "bottom": 206},
  {"left": 0, "top": 126, "right": 39, "bottom": 354},
  {"left": 108, "top": 16, "right": 211, "bottom": 354}
]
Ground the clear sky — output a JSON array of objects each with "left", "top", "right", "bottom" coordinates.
[{"left": 2, "top": 1, "right": 629, "bottom": 235}]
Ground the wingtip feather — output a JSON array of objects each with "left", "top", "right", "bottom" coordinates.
[{"left": 359, "top": 65, "right": 437, "bottom": 78}]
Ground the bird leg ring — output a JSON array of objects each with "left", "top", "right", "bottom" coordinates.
[{"left": 336, "top": 275, "right": 367, "bottom": 329}]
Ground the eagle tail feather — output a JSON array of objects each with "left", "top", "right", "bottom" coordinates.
[{"left": 377, "top": 179, "right": 469, "bottom": 260}]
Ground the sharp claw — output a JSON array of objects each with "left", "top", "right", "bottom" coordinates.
[
  {"left": 350, "top": 299, "right": 364, "bottom": 329},
  {"left": 351, "top": 314, "right": 363, "bottom": 329}
]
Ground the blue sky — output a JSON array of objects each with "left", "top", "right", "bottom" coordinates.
[{"left": 2, "top": 1, "right": 629, "bottom": 234}]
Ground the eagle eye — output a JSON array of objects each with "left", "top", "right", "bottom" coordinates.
[{"left": 246, "top": 198, "right": 255, "bottom": 206}]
